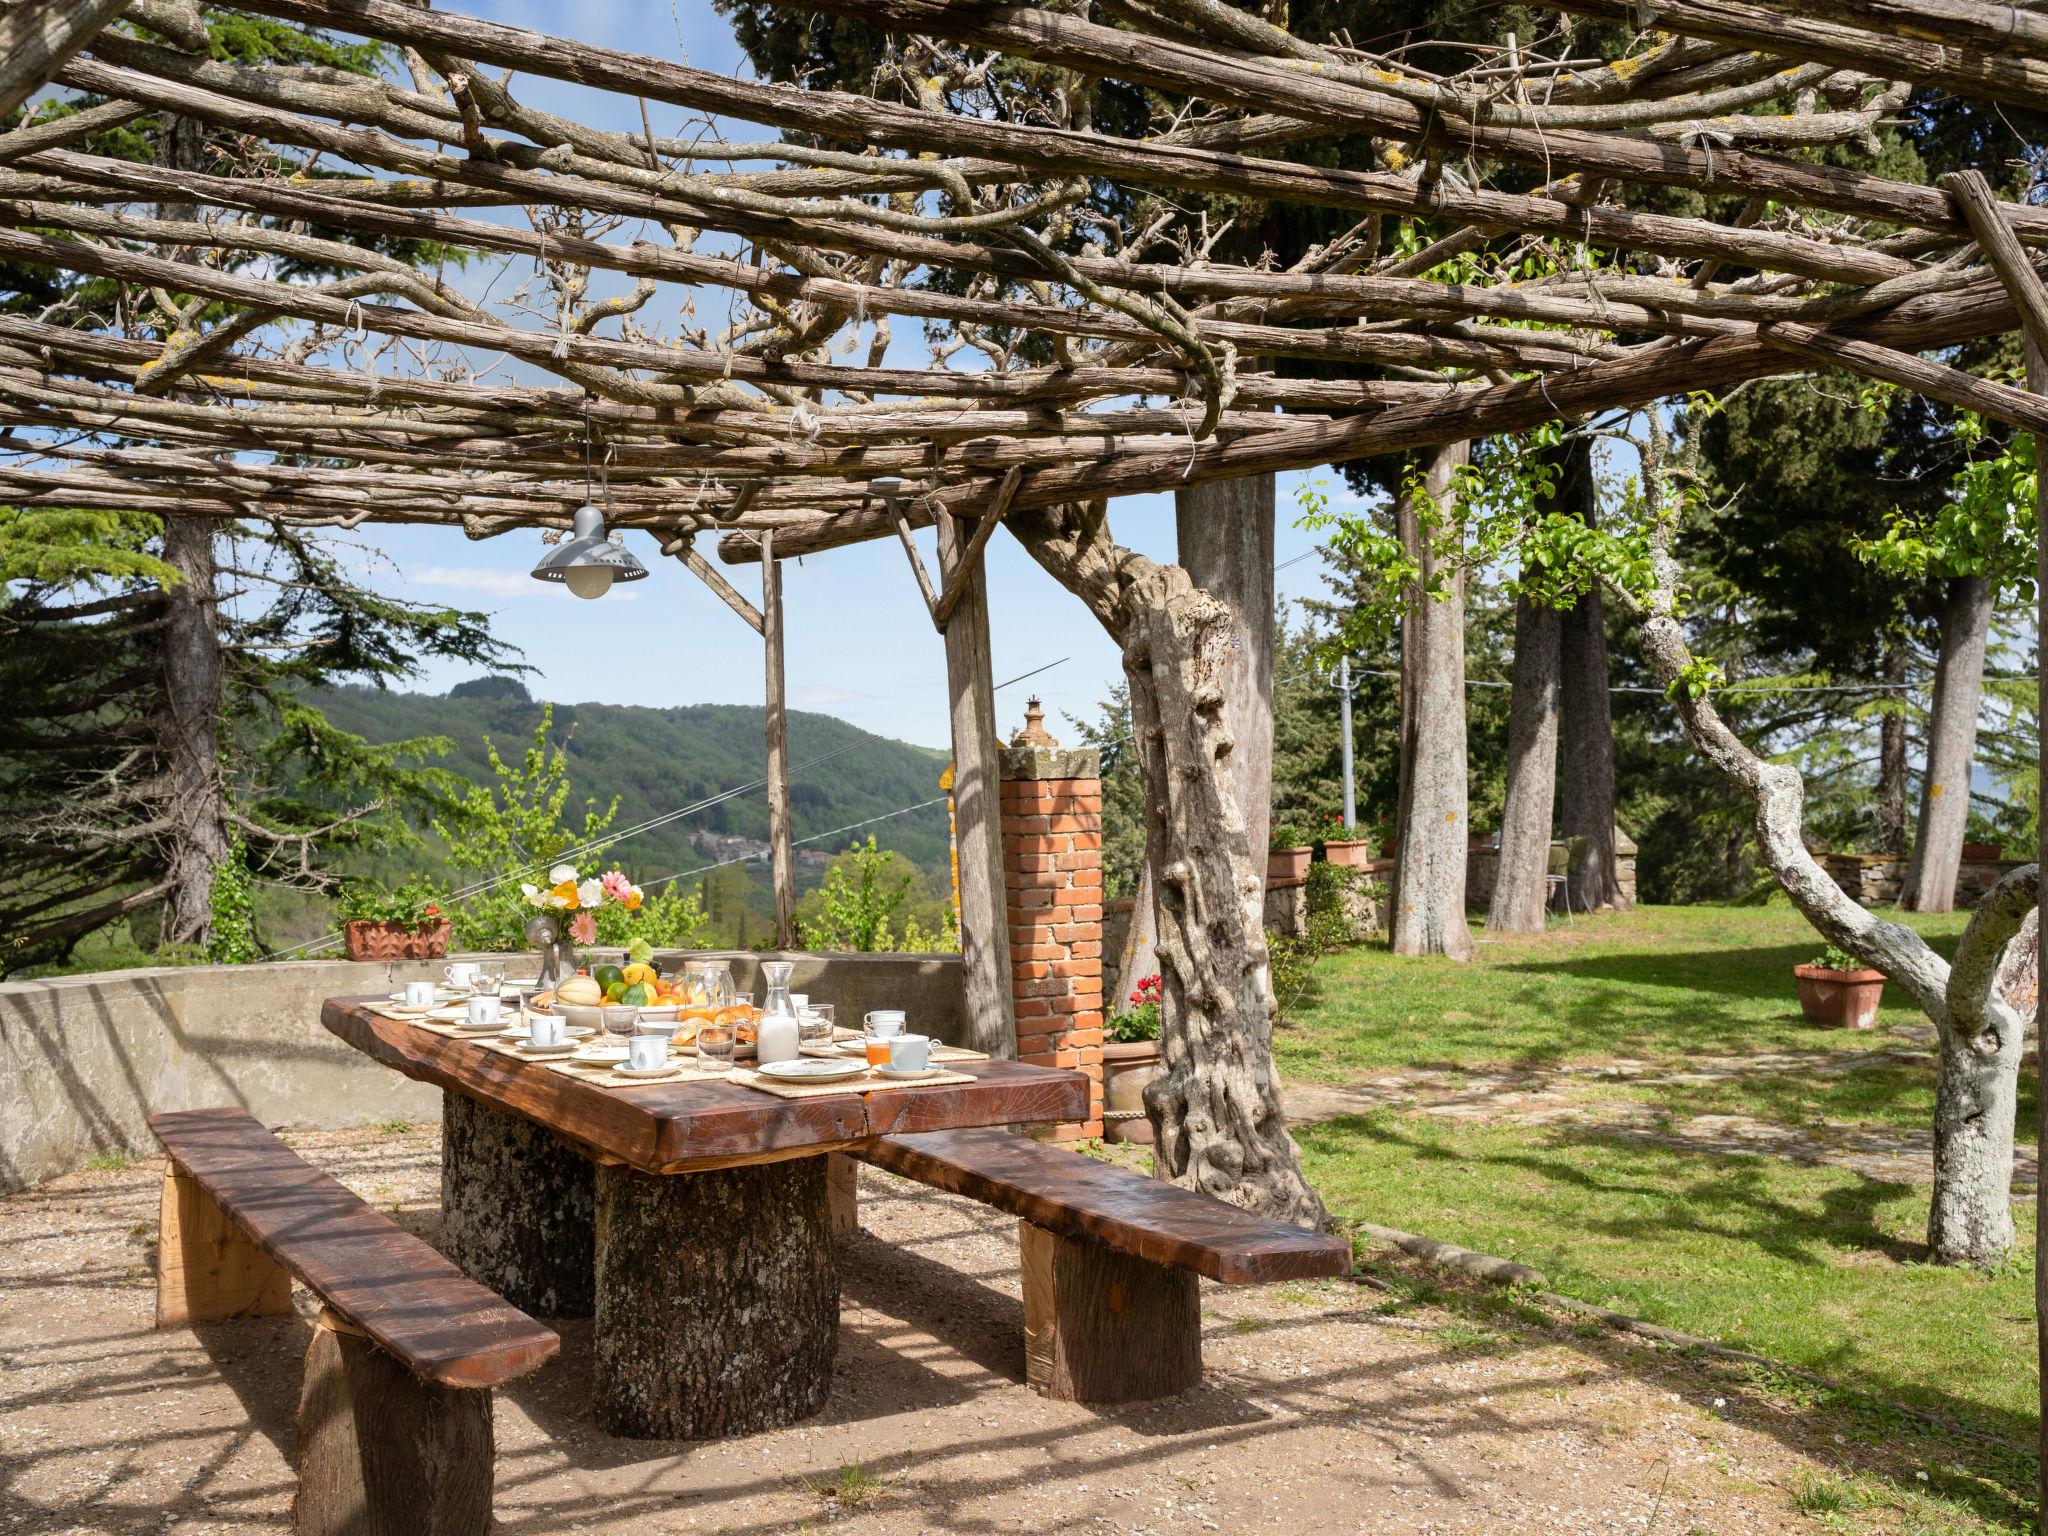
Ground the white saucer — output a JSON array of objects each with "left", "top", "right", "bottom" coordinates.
[
  {"left": 873, "top": 1065, "right": 940, "bottom": 1081},
  {"left": 500, "top": 1023, "right": 593, "bottom": 1040},
  {"left": 512, "top": 1040, "right": 575, "bottom": 1056},
  {"left": 573, "top": 1044, "right": 631, "bottom": 1064},
  {"left": 387, "top": 990, "right": 461, "bottom": 1005},
  {"left": 612, "top": 1062, "right": 684, "bottom": 1080},
  {"left": 834, "top": 1040, "right": 871, "bottom": 1057},
  {"left": 450, "top": 1019, "right": 507, "bottom": 1034}
]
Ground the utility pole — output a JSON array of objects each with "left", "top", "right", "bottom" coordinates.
[{"left": 1338, "top": 654, "right": 1357, "bottom": 832}]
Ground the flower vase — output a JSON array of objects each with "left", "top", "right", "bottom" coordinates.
[{"left": 526, "top": 915, "right": 580, "bottom": 992}]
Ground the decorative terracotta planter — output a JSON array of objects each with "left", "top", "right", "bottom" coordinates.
[
  {"left": 1266, "top": 845, "right": 1312, "bottom": 884},
  {"left": 1961, "top": 842, "right": 2004, "bottom": 862},
  {"left": 1323, "top": 837, "right": 1375, "bottom": 869},
  {"left": 1101, "top": 1038, "right": 1162, "bottom": 1145},
  {"left": 1793, "top": 964, "right": 1886, "bottom": 1029},
  {"left": 343, "top": 919, "right": 451, "bottom": 962}
]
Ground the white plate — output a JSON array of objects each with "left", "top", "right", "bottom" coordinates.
[
  {"left": 573, "top": 1044, "right": 631, "bottom": 1064},
  {"left": 387, "top": 990, "right": 462, "bottom": 1004},
  {"left": 450, "top": 1019, "right": 507, "bottom": 1034},
  {"left": 757, "top": 1058, "right": 865, "bottom": 1083},
  {"left": 511, "top": 1040, "right": 575, "bottom": 1056},
  {"left": 873, "top": 1065, "right": 940, "bottom": 1081},
  {"left": 612, "top": 1064, "right": 683, "bottom": 1080},
  {"left": 834, "top": 1040, "right": 871, "bottom": 1057},
  {"left": 500, "top": 1023, "right": 594, "bottom": 1040}
]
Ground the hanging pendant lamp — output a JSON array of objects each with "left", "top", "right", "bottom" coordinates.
[{"left": 532, "top": 397, "right": 648, "bottom": 599}]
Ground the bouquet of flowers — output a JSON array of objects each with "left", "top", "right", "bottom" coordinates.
[{"left": 521, "top": 864, "right": 643, "bottom": 945}]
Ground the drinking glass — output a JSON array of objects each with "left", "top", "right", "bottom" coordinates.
[
  {"left": 696, "top": 1017, "right": 737, "bottom": 1068},
  {"left": 863, "top": 1013, "right": 905, "bottom": 1067},
  {"left": 476, "top": 960, "right": 507, "bottom": 999},
  {"left": 799, "top": 1002, "right": 835, "bottom": 1048}
]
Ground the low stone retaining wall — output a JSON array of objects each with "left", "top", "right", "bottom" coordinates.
[
  {"left": 1819, "top": 852, "right": 2025, "bottom": 909},
  {"left": 0, "top": 949, "right": 963, "bottom": 1192}
]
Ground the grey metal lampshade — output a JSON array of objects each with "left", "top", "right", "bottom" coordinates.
[{"left": 530, "top": 503, "right": 649, "bottom": 599}]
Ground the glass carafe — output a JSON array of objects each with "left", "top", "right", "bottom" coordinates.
[{"left": 756, "top": 959, "right": 801, "bottom": 1064}]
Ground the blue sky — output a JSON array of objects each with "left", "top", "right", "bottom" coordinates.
[{"left": 301, "top": 0, "right": 1359, "bottom": 750}]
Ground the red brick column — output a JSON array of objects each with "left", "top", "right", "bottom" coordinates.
[{"left": 1000, "top": 739, "right": 1103, "bottom": 1140}]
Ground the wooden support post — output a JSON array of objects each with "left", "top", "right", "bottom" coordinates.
[
  {"left": 762, "top": 529, "right": 797, "bottom": 949},
  {"left": 592, "top": 1157, "right": 836, "bottom": 1439},
  {"left": 826, "top": 1151, "right": 859, "bottom": 1239},
  {"left": 295, "top": 1307, "right": 495, "bottom": 1536},
  {"left": 1018, "top": 1221, "right": 1200, "bottom": 1404},
  {"left": 937, "top": 508, "right": 1016, "bottom": 1058},
  {"left": 155, "top": 1164, "right": 292, "bottom": 1328}
]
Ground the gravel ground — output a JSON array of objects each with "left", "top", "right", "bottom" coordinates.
[{"left": 0, "top": 1125, "right": 1892, "bottom": 1534}]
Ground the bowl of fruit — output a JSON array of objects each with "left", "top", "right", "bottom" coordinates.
[{"left": 552, "top": 963, "right": 684, "bottom": 1031}]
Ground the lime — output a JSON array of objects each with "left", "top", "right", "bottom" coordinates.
[{"left": 594, "top": 963, "right": 625, "bottom": 990}]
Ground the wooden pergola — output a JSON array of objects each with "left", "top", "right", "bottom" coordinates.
[{"left": 4, "top": 0, "right": 2048, "bottom": 1236}]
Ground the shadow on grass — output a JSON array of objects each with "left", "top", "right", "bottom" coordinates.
[{"left": 1297, "top": 1110, "right": 2039, "bottom": 1505}]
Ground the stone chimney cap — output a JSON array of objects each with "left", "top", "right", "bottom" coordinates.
[{"left": 1010, "top": 695, "right": 1059, "bottom": 749}]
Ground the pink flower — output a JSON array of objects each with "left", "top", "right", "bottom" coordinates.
[
  {"left": 569, "top": 911, "right": 597, "bottom": 944},
  {"left": 601, "top": 869, "right": 633, "bottom": 903}
]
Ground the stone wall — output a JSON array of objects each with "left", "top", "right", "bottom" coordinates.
[
  {"left": 1001, "top": 743, "right": 1104, "bottom": 1139},
  {"left": 0, "top": 949, "right": 965, "bottom": 1192},
  {"left": 1819, "top": 853, "right": 2025, "bottom": 909}
]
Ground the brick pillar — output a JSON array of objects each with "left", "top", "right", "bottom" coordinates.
[{"left": 1000, "top": 723, "right": 1103, "bottom": 1141}]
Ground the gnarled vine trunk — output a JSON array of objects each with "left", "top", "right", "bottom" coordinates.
[
  {"left": 1009, "top": 499, "right": 1327, "bottom": 1228},
  {"left": 1175, "top": 474, "right": 1276, "bottom": 849},
  {"left": 1391, "top": 442, "right": 1474, "bottom": 959},
  {"left": 1905, "top": 573, "right": 1993, "bottom": 913}
]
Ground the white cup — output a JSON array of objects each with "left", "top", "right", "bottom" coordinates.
[
  {"left": 465, "top": 994, "right": 501, "bottom": 1028},
  {"left": 402, "top": 980, "right": 437, "bottom": 1009},
  {"left": 527, "top": 1012, "right": 566, "bottom": 1048},
  {"left": 443, "top": 961, "right": 480, "bottom": 992},
  {"left": 627, "top": 1033, "right": 668, "bottom": 1071},
  {"left": 789, "top": 993, "right": 808, "bottom": 1013},
  {"left": 865, "top": 1010, "right": 906, "bottom": 1034},
  {"left": 889, "top": 1033, "right": 932, "bottom": 1072}
]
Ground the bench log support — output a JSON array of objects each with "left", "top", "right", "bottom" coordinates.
[
  {"left": 593, "top": 1155, "right": 837, "bottom": 1439},
  {"left": 440, "top": 1090, "right": 596, "bottom": 1318},
  {"left": 155, "top": 1165, "right": 292, "bottom": 1328},
  {"left": 1019, "top": 1220, "right": 1200, "bottom": 1404},
  {"left": 826, "top": 1152, "right": 860, "bottom": 1240},
  {"left": 295, "top": 1308, "right": 495, "bottom": 1536}
]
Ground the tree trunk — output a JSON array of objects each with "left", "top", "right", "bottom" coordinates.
[
  {"left": 1174, "top": 474, "right": 1276, "bottom": 843},
  {"left": 1007, "top": 500, "right": 1327, "bottom": 1228},
  {"left": 1390, "top": 443, "right": 1474, "bottom": 960},
  {"left": 1905, "top": 574, "right": 1993, "bottom": 913},
  {"left": 438, "top": 1092, "right": 595, "bottom": 1318},
  {"left": 592, "top": 1156, "right": 836, "bottom": 1439},
  {"left": 1560, "top": 538, "right": 1629, "bottom": 913},
  {"left": 156, "top": 512, "right": 228, "bottom": 945},
  {"left": 153, "top": 113, "right": 227, "bottom": 948},
  {"left": 1489, "top": 593, "right": 1562, "bottom": 933},
  {"left": 1877, "top": 625, "right": 1909, "bottom": 856}
]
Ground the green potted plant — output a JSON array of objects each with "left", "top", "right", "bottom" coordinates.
[
  {"left": 1102, "top": 973, "right": 1163, "bottom": 1145},
  {"left": 1793, "top": 943, "right": 1887, "bottom": 1029},
  {"left": 1320, "top": 810, "right": 1375, "bottom": 869},
  {"left": 337, "top": 880, "right": 450, "bottom": 961},
  {"left": 1267, "top": 819, "right": 1313, "bottom": 884}
]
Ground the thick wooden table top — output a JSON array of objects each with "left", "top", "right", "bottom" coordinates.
[{"left": 323, "top": 996, "right": 1089, "bottom": 1174}]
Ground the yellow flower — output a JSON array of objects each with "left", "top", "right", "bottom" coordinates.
[
  {"left": 549, "top": 878, "right": 579, "bottom": 908},
  {"left": 623, "top": 889, "right": 643, "bottom": 911}
]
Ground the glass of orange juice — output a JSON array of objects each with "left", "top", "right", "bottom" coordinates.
[{"left": 864, "top": 1011, "right": 905, "bottom": 1067}]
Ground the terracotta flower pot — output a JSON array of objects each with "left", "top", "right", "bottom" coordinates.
[
  {"left": 1101, "top": 1038, "right": 1162, "bottom": 1145},
  {"left": 343, "top": 919, "right": 451, "bottom": 962},
  {"left": 1793, "top": 964, "right": 1886, "bottom": 1029},
  {"left": 1266, "top": 845, "right": 1312, "bottom": 884},
  {"left": 1323, "top": 837, "right": 1375, "bottom": 869},
  {"left": 1961, "top": 842, "right": 2004, "bottom": 862}
]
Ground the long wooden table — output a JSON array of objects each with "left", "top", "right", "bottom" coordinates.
[{"left": 322, "top": 996, "right": 1088, "bottom": 1438}]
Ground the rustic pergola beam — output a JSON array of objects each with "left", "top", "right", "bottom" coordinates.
[
  {"left": 1759, "top": 322, "right": 2048, "bottom": 436},
  {"left": 0, "top": 0, "right": 130, "bottom": 119},
  {"left": 1943, "top": 169, "right": 2048, "bottom": 366},
  {"left": 663, "top": 533, "right": 765, "bottom": 635},
  {"left": 933, "top": 467, "right": 1024, "bottom": 633},
  {"left": 890, "top": 501, "right": 944, "bottom": 627}
]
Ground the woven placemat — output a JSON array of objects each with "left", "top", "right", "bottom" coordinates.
[
  {"left": 727, "top": 1065, "right": 978, "bottom": 1100},
  {"left": 384, "top": 1012, "right": 723, "bottom": 1093},
  {"left": 816, "top": 1030, "right": 990, "bottom": 1064}
]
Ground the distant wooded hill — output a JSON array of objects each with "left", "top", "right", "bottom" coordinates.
[{"left": 311, "top": 677, "right": 954, "bottom": 885}]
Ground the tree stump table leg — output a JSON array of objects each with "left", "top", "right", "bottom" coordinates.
[
  {"left": 593, "top": 1155, "right": 837, "bottom": 1439},
  {"left": 295, "top": 1308, "right": 494, "bottom": 1536},
  {"left": 439, "top": 1091, "right": 595, "bottom": 1318},
  {"left": 826, "top": 1152, "right": 859, "bottom": 1239},
  {"left": 1019, "top": 1220, "right": 1201, "bottom": 1404}
]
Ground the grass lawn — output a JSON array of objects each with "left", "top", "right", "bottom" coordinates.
[{"left": 1278, "top": 903, "right": 2038, "bottom": 1527}]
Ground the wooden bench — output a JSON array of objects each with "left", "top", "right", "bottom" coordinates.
[
  {"left": 855, "top": 1128, "right": 1351, "bottom": 1404},
  {"left": 149, "top": 1108, "right": 558, "bottom": 1536}
]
